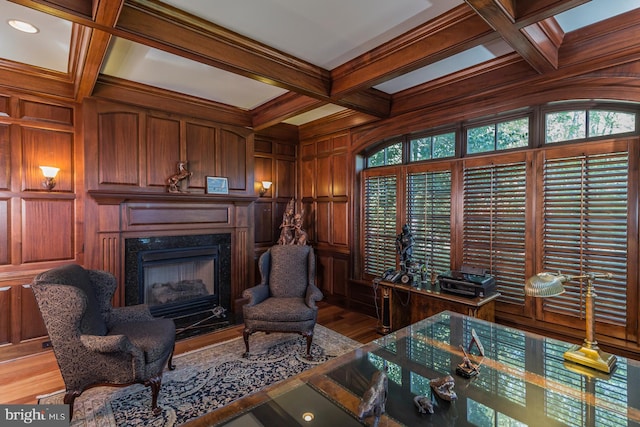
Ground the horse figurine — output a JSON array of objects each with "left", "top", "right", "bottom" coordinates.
[{"left": 168, "top": 161, "right": 192, "bottom": 193}]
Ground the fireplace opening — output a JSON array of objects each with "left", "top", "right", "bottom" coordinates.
[
  {"left": 139, "top": 246, "right": 218, "bottom": 317},
  {"left": 124, "top": 233, "right": 232, "bottom": 338}
]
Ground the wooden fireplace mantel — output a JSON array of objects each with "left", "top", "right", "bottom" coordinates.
[{"left": 88, "top": 190, "right": 258, "bottom": 205}]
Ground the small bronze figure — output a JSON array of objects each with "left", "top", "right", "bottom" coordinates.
[
  {"left": 358, "top": 367, "right": 388, "bottom": 427},
  {"left": 414, "top": 395, "right": 434, "bottom": 414},
  {"left": 167, "top": 161, "right": 192, "bottom": 193}
]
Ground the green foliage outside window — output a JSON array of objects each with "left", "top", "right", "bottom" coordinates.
[
  {"left": 546, "top": 110, "right": 586, "bottom": 142},
  {"left": 546, "top": 109, "right": 636, "bottom": 143},
  {"left": 410, "top": 132, "right": 455, "bottom": 161},
  {"left": 467, "top": 118, "right": 529, "bottom": 154},
  {"left": 589, "top": 110, "right": 636, "bottom": 137},
  {"left": 367, "top": 142, "right": 402, "bottom": 167}
]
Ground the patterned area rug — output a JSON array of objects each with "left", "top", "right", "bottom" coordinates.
[{"left": 38, "top": 325, "right": 360, "bottom": 426}]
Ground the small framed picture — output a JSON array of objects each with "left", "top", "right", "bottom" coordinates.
[{"left": 205, "top": 176, "right": 229, "bottom": 194}]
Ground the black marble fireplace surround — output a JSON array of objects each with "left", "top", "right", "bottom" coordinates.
[{"left": 124, "top": 233, "right": 232, "bottom": 334}]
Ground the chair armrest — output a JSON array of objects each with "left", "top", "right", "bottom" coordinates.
[
  {"left": 243, "top": 285, "right": 269, "bottom": 306},
  {"left": 109, "top": 304, "right": 154, "bottom": 326},
  {"left": 305, "top": 284, "right": 323, "bottom": 309},
  {"left": 80, "top": 334, "right": 133, "bottom": 354}
]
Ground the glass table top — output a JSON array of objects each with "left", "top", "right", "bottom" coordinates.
[{"left": 194, "top": 311, "right": 640, "bottom": 427}]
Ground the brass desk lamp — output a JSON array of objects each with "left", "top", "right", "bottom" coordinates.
[{"left": 525, "top": 271, "right": 616, "bottom": 374}]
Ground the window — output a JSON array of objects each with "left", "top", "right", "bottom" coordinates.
[
  {"left": 409, "top": 132, "right": 455, "bottom": 162},
  {"left": 467, "top": 117, "right": 529, "bottom": 154},
  {"left": 363, "top": 174, "right": 397, "bottom": 276},
  {"left": 359, "top": 102, "right": 639, "bottom": 345},
  {"left": 545, "top": 109, "right": 636, "bottom": 143},
  {"left": 541, "top": 151, "right": 628, "bottom": 328},
  {"left": 463, "top": 161, "right": 527, "bottom": 307},
  {"left": 367, "top": 142, "right": 402, "bottom": 167},
  {"left": 406, "top": 171, "right": 451, "bottom": 280}
]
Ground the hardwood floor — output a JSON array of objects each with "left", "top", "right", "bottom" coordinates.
[{"left": 0, "top": 302, "right": 379, "bottom": 405}]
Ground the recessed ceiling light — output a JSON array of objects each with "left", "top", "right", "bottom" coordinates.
[
  {"left": 302, "top": 412, "right": 314, "bottom": 422},
  {"left": 7, "top": 19, "right": 39, "bottom": 34}
]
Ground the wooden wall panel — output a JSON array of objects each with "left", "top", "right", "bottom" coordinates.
[
  {"left": 301, "top": 158, "right": 314, "bottom": 198},
  {"left": 147, "top": 116, "right": 180, "bottom": 188},
  {"left": 0, "top": 286, "right": 9, "bottom": 345},
  {"left": 19, "top": 284, "right": 46, "bottom": 340},
  {"left": 219, "top": 129, "right": 247, "bottom": 191},
  {"left": 186, "top": 122, "right": 217, "bottom": 189},
  {"left": 316, "top": 156, "right": 331, "bottom": 197},
  {"left": 98, "top": 112, "right": 139, "bottom": 185},
  {"left": 333, "top": 256, "right": 349, "bottom": 297},
  {"left": 254, "top": 156, "right": 272, "bottom": 196},
  {"left": 317, "top": 253, "right": 332, "bottom": 294},
  {"left": 0, "top": 95, "right": 8, "bottom": 115},
  {"left": 254, "top": 201, "right": 273, "bottom": 243},
  {"left": 0, "top": 124, "right": 9, "bottom": 190},
  {"left": 21, "top": 128, "right": 73, "bottom": 192},
  {"left": 316, "top": 201, "right": 330, "bottom": 243},
  {"left": 332, "top": 202, "right": 348, "bottom": 246},
  {"left": 277, "top": 159, "right": 295, "bottom": 199},
  {"left": 20, "top": 100, "right": 73, "bottom": 125},
  {"left": 22, "top": 199, "right": 74, "bottom": 262},
  {"left": 332, "top": 152, "right": 348, "bottom": 197},
  {"left": 0, "top": 199, "right": 8, "bottom": 265}
]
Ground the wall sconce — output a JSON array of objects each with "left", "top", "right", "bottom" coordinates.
[
  {"left": 259, "top": 181, "right": 272, "bottom": 197},
  {"left": 40, "top": 166, "right": 60, "bottom": 191}
]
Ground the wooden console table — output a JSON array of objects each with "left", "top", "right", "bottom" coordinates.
[{"left": 376, "top": 280, "right": 499, "bottom": 333}]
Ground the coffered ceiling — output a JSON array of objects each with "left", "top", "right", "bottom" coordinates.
[{"left": 2, "top": 0, "right": 640, "bottom": 129}]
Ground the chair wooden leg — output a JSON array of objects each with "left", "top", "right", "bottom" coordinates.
[
  {"left": 243, "top": 327, "right": 252, "bottom": 357},
  {"left": 303, "top": 330, "right": 314, "bottom": 360},
  {"left": 167, "top": 345, "right": 176, "bottom": 370},
  {"left": 145, "top": 375, "right": 163, "bottom": 416},
  {"left": 63, "top": 390, "right": 81, "bottom": 420}
]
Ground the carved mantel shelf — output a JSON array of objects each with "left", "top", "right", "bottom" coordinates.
[{"left": 88, "top": 190, "right": 258, "bottom": 205}]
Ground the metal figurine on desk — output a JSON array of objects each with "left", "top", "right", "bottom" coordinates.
[{"left": 395, "top": 224, "right": 423, "bottom": 285}]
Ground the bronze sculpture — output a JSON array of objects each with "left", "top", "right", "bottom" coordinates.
[
  {"left": 167, "top": 161, "right": 192, "bottom": 193},
  {"left": 357, "top": 366, "right": 388, "bottom": 427},
  {"left": 277, "top": 199, "right": 308, "bottom": 245}
]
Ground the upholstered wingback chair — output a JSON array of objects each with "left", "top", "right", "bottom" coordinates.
[
  {"left": 242, "top": 245, "right": 323, "bottom": 360},
  {"left": 31, "top": 264, "right": 176, "bottom": 417}
]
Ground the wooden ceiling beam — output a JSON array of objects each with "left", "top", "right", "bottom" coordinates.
[
  {"left": 466, "top": 0, "right": 560, "bottom": 73},
  {"left": 115, "top": 0, "right": 390, "bottom": 119},
  {"left": 252, "top": 93, "right": 325, "bottom": 132},
  {"left": 73, "top": 0, "right": 124, "bottom": 101},
  {"left": 514, "top": 0, "right": 590, "bottom": 27},
  {"left": 330, "top": 4, "right": 498, "bottom": 97}
]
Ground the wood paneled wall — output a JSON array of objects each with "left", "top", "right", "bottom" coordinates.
[
  {"left": 0, "top": 92, "right": 260, "bottom": 361},
  {"left": 252, "top": 126, "right": 298, "bottom": 281},
  {"left": 0, "top": 92, "right": 79, "bottom": 359},
  {"left": 300, "top": 133, "right": 352, "bottom": 304}
]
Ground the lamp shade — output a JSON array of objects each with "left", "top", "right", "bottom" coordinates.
[
  {"left": 525, "top": 272, "right": 567, "bottom": 297},
  {"left": 40, "top": 166, "right": 60, "bottom": 178}
]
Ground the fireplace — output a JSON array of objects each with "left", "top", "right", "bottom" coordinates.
[{"left": 124, "top": 233, "right": 232, "bottom": 335}]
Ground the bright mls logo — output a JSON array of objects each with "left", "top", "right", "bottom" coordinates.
[{"left": 1, "top": 405, "right": 68, "bottom": 426}]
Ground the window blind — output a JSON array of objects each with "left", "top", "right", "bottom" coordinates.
[
  {"left": 542, "top": 152, "right": 628, "bottom": 327},
  {"left": 363, "top": 174, "right": 398, "bottom": 276},
  {"left": 407, "top": 171, "right": 451, "bottom": 279},
  {"left": 463, "top": 162, "right": 527, "bottom": 306}
]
